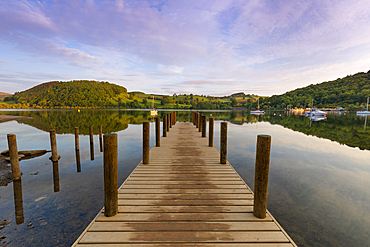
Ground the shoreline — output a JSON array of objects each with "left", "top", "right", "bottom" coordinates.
[{"left": 0, "top": 115, "right": 31, "bottom": 124}]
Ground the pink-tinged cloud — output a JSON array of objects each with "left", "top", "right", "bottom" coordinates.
[{"left": 1, "top": 0, "right": 370, "bottom": 95}]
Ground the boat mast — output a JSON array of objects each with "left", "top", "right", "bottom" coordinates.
[{"left": 367, "top": 97, "right": 369, "bottom": 111}]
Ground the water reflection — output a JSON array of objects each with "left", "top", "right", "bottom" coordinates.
[
  {"left": 75, "top": 150, "right": 81, "bottom": 173},
  {"left": 13, "top": 179, "right": 24, "bottom": 225},
  {"left": 0, "top": 109, "right": 369, "bottom": 247},
  {"left": 52, "top": 161, "right": 60, "bottom": 192}
]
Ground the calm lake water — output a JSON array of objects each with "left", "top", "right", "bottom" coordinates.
[{"left": 0, "top": 109, "right": 369, "bottom": 246}]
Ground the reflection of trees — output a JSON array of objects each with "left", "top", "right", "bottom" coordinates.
[
  {"left": 4, "top": 110, "right": 369, "bottom": 150},
  {"left": 192, "top": 111, "right": 370, "bottom": 150},
  {"left": 5, "top": 110, "right": 151, "bottom": 134},
  {"left": 261, "top": 113, "right": 370, "bottom": 150}
]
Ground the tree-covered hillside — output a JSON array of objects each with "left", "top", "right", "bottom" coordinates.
[
  {"left": 4, "top": 80, "right": 127, "bottom": 107},
  {"left": 260, "top": 71, "right": 370, "bottom": 110}
]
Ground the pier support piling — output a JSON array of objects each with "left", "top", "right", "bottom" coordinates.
[
  {"left": 202, "top": 115, "right": 207, "bottom": 137},
  {"left": 198, "top": 114, "right": 202, "bottom": 132},
  {"left": 156, "top": 117, "right": 160, "bottom": 147},
  {"left": 209, "top": 117, "right": 214, "bottom": 147},
  {"left": 163, "top": 115, "right": 167, "bottom": 137},
  {"left": 167, "top": 114, "right": 170, "bottom": 132},
  {"left": 220, "top": 122, "right": 227, "bottom": 164},
  {"left": 143, "top": 122, "right": 150, "bottom": 164},
  {"left": 253, "top": 134, "right": 272, "bottom": 219},
  {"left": 103, "top": 133, "right": 118, "bottom": 217}
]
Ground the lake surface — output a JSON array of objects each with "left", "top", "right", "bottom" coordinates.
[{"left": 0, "top": 109, "right": 369, "bottom": 246}]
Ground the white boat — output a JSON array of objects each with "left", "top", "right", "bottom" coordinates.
[
  {"left": 309, "top": 116, "right": 327, "bottom": 122},
  {"left": 356, "top": 97, "right": 370, "bottom": 115},
  {"left": 305, "top": 99, "right": 327, "bottom": 116},
  {"left": 150, "top": 96, "right": 158, "bottom": 116},
  {"left": 306, "top": 108, "right": 327, "bottom": 117},
  {"left": 250, "top": 98, "right": 264, "bottom": 115}
]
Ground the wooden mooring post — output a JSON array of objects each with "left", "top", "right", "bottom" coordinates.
[
  {"left": 166, "top": 114, "right": 170, "bottom": 132},
  {"left": 163, "top": 115, "right": 167, "bottom": 137},
  {"left": 198, "top": 114, "right": 202, "bottom": 132},
  {"left": 220, "top": 122, "right": 227, "bottom": 164},
  {"left": 169, "top": 113, "right": 172, "bottom": 128},
  {"left": 6, "top": 134, "right": 21, "bottom": 181},
  {"left": 155, "top": 117, "right": 160, "bottom": 147},
  {"left": 49, "top": 129, "right": 60, "bottom": 162},
  {"left": 143, "top": 122, "right": 149, "bottom": 164},
  {"left": 202, "top": 115, "right": 207, "bottom": 137},
  {"left": 209, "top": 117, "right": 214, "bottom": 147},
  {"left": 103, "top": 133, "right": 118, "bottom": 217},
  {"left": 89, "top": 125, "right": 94, "bottom": 160},
  {"left": 253, "top": 134, "right": 272, "bottom": 219}
]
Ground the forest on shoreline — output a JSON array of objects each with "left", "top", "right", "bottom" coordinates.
[{"left": 1, "top": 70, "right": 370, "bottom": 110}]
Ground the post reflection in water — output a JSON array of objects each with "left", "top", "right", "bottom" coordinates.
[
  {"left": 74, "top": 127, "right": 81, "bottom": 173},
  {"left": 76, "top": 150, "right": 81, "bottom": 173},
  {"left": 13, "top": 179, "right": 24, "bottom": 225},
  {"left": 89, "top": 125, "right": 94, "bottom": 161},
  {"left": 52, "top": 161, "right": 60, "bottom": 192}
]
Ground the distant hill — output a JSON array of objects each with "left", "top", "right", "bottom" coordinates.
[
  {"left": 4, "top": 80, "right": 128, "bottom": 107},
  {"left": 0, "top": 92, "right": 11, "bottom": 101},
  {"left": 261, "top": 70, "right": 370, "bottom": 110}
]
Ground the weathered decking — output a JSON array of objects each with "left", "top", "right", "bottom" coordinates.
[{"left": 73, "top": 122, "right": 297, "bottom": 246}]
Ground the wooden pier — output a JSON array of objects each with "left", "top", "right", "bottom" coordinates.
[{"left": 73, "top": 121, "right": 297, "bottom": 246}]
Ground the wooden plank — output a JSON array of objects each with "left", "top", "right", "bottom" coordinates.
[
  {"left": 118, "top": 193, "right": 254, "bottom": 200},
  {"left": 79, "top": 231, "right": 289, "bottom": 244},
  {"left": 95, "top": 212, "right": 273, "bottom": 222},
  {"left": 89, "top": 221, "right": 280, "bottom": 232},
  {"left": 127, "top": 177, "right": 242, "bottom": 181},
  {"left": 116, "top": 205, "right": 254, "bottom": 213},
  {"left": 77, "top": 244, "right": 295, "bottom": 247},
  {"left": 124, "top": 180, "right": 245, "bottom": 185},
  {"left": 117, "top": 199, "right": 253, "bottom": 206},
  {"left": 119, "top": 188, "right": 252, "bottom": 194},
  {"left": 121, "top": 185, "right": 248, "bottom": 189},
  {"left": 129, "top": 174, "right": 241, "bottom": 178},
  {"left": 132, "top": 171, "right": 236, "bottom": 174}
]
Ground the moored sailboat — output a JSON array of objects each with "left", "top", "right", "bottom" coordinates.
[
  {"left": 150, "top": 96, "right": 158, "bottom": 116},
  {"left": 250, "top": 98, "right": 264, "bottom": 115},
  {"left": 356, "top": 97, "right": 370, "bottom": 115}
]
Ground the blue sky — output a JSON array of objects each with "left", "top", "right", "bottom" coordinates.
[{"left": 1, "top": 0, "right": 370, "bottom": 96}]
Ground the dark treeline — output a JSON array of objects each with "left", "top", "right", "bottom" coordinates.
[{"left": 260, "top": 70, "right": 370, "bottom": 110}]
